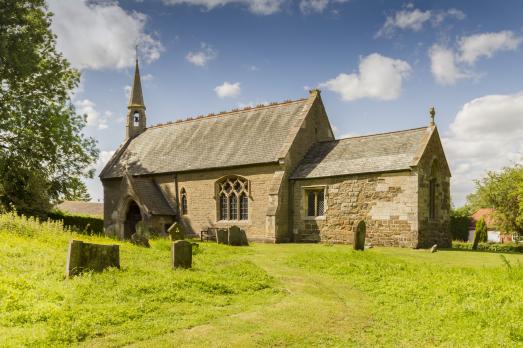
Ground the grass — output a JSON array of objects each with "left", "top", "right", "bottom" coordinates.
[{"left": 1, "top": 212, "right": 523, "bottom": 347}]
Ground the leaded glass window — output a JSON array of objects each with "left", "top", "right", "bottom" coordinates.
[
  {"left": 240, "top": 193, "right": 248, "bottom": 220},
  {"left": 180, "top": 188, "right": 188, "bottom": 215},
  {"left": 306, "top": 188, "right": 325, "bottom": 217},
  {"left": 217, "top": 176, "right": 249, "bottom": 221}
]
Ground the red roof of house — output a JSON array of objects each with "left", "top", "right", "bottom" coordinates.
[{"left": 470, "top": 208, "right": 497, "bottom": 229}]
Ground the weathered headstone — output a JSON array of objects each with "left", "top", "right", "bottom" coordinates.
[
  {"left": 216, "top": 228, "right": 229, "bottom": 244},
  {"left": 131, "top": 233, "right": 150, "bottom": 248},
  {"left": 430, "top": 244, "right": 438, "bottom": 253},
  {"left": 353, "top": 220, "right": 366, "bottom": 251},
  {"left": 66, "top": 240, "right": 120, "bottom": 277},
  {"left": 228, "top": 226, "right": 249, "bottom": 246},
  {"left": 167, "top": 222, "right": 185, "bottom": 241},
  {"left": 172, "top": 240, "right": 192, "bottom": 269},
  {"left": 131, "top": 221, "right": 151, "bottom": 247}
]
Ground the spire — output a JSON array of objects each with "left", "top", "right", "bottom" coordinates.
[
  {"left": 128, "top": 50, "right": 145, "bottom": 109},
  {"left": 429, "top": 106, "right": 435, "bottom": 126}
]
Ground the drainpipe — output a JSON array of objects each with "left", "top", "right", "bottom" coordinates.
[{"left": 174, "top": 173, "right": 180, "bottom": 220}]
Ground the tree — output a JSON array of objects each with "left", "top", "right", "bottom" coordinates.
[
  {"left": 472, "top": 218, "right": 487, "bottom": 250},
  {"left": 0, "top": 0, "right": 98, "bottom": 215},
  {"left": 466, "top": 165, "right": 523, "bottom": 237},
  {"left": 63, "top": 178, "right": 92, "bottom": 202}
]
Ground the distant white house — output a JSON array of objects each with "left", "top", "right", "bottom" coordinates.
[{"left": 468, "top": 208, "right": 512, "bottom": 243}]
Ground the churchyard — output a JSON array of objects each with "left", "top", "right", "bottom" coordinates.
[{"left": 1, "top": 211, "right": 523, "bottom": 347}]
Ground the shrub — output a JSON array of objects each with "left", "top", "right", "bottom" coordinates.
[
  {"left": 452, "top": 241, "right": 523, "bottom": 253},
  {"left": 47, "top": 210, "right": 104, "bottom": 235},
  {"left": 473, "top": 218, "right": 488, "bottom": 250}
]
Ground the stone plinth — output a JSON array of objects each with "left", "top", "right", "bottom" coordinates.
[
  {"left": 216, "top": 228, "right": 228, "bottom": 244},
  {"left": 66, "top": 240, "right": 120, "bottom": 277}
]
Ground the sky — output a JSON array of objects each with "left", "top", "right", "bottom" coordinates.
[{"left": 46, "top": 0, "right": 523, "bottom": 206}]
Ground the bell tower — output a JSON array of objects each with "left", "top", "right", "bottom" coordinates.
[{"left": 126, "top": 55, "right": 146, "bottom": 140}]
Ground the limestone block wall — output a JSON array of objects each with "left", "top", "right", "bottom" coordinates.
[
  {"left": 417, "top": 128, "right": 452, "bottom": 248},
  {"left": 291, "top": 171, "right": 419, "bottom": 247},
  {"left": 154, "top": 163, "right": 280, "bottom": 242}
]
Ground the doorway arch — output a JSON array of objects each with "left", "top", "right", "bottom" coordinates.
[{"left": 124, "top": 200, "right": 142, "bottom": 239}]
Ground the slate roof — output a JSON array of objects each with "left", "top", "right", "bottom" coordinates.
[
  {"left": 101, "top": 97, "right": 313, "bottom": 179},
  {"left": 291, "top": 127, "right": 431, "bottom": 179},
  {"left": 131, "top": 177, "right": 174, "bottom": 215}
]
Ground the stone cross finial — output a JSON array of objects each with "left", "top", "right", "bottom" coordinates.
[{"left": 429, "top": 106, "right": 435, "bottom": 126}]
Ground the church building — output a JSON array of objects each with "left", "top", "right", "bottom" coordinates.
[{"left": 100, "top": 59, "right": 452, "bottom": 248}]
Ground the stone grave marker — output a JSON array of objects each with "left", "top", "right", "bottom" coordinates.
[
  {"left": 228, "top": 226, "right": 249, "bottom": 246},
  {"left": 430, "top": 244, "right": 438, "bottom": 253},
  {"left": 172, "top": 240, "right": 192, "bottom": 269},
  {"left": 167, "top": 222, "right": 185, "bottom": 241},
  {"left": 216, "top": 228, "right": 229, "bottom": 244},
  {"left": 131, "top": 221, "right": 151, "bottom": 247},
  {"left": 66, "top": 240, "right": 120, "bottom": 277},
  {"left": 353, "top": 220, "right": 366, "bottom": 251}
]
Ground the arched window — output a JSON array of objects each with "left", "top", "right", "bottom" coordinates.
[
  {"left": 133, "top": 111, "right": 140, "bottom": 126},
  {"left": 180, "top": 188, "right": 188, "bottom": 215},
  {"left": 429, "top": 160, "right": 437, "bottom": 219},
  {"left": 217, "top": 176, "right": 249, "bottom": 221}
]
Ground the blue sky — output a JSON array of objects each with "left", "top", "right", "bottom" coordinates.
[{"left": 47, "top": 0, "right": 523, "bottom": 206}]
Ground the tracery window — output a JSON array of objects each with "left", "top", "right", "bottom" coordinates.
[
  {"left": 180, "top": 188, "right": 188, "bottom": 215},
  {"left": 217, "top": 176, "right": 249, "bottom": 221}
]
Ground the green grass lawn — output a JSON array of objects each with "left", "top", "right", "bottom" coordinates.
[{"left": 1, "top": 213, "right": 523, "bottom": 347}]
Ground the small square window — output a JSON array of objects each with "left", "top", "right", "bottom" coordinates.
[{"left": 306, "top": 188, "right": 325, "bottom": 217}]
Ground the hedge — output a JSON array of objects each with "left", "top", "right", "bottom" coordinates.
[
  {"left": 452, "top": 241, "right": 523, "bottom": 253},
  {"left": 450, "top": 215, "right": 470, "bottom": 241},
  {"left": 47, "top": 211, "right": 104, "bottom": 235}
]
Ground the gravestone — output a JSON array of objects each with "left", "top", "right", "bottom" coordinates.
[
  {"left": 430, "top": 244, "right": 438, "bottom": 253},
  {"left": 172, "top": 240, "right": 192, "bottom": 269},
  {"left": 216, "top": 228, "right": 229, "bottom": 244},
  {"left": 131, "top": 221, "right": 150, "bottom": 247},
  {"left": 228, "top": 226, "right": 249, "bottom": 246},
  {"left": 66, "top": 240, "right": 120, "bottom": 277},
  {"left": 353, "top": 221, "right": 366, "bottom": 251},
  {"left": 167, "top": 222, "right": 185, "bottom": 241}
]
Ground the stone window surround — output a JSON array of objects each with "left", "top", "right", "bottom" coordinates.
[
  {"left": 180, "top": 188, "right": 188, "bottom": 215},
  {"left": 302, "top": 185, "right": 327, "bottom": 221},
  {"left": 215, "top": 175, "right": 250, "bottom": 223}
]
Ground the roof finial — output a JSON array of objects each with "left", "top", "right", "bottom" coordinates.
[{"left": 429, "top": 106, "right": 435, "bottom": 126}]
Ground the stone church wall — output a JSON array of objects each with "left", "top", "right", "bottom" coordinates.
[
  {"left": 155, "top": 163, "right": 281, "bottom": 242},
  {"left": 291, "top": 171, "right": 420, "bottom": 247},
  {"left": 416, "top": 129, "right": 452, "bottom": 248}
]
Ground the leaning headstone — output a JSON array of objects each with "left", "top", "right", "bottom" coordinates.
[
  {"left": 172, "top": 240, "right": 192, "bottom": 269},
  {"left": 228, "top": 226, "right": 249, "bottom": 246},
  {"left": 353, "top": 220, "right": 366, "bottom": 251},
  {"left": 216, "top": 228, "right": 229, "bottom": 244},
  {"left": 167, "top": 222, "right": 185, "bottom": 241},
  {"left": 131, "top": 232, "right": 150, "bottom": 248},
  {"left": 430, "top": 244, "right": 438, "bottom": 253},
  {"left": 66, "top": 240, "right": 120, "bottom": 277}
]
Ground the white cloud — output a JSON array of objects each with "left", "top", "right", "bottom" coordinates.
[
  {"left": 124, "top": 85, "right": 132, "bottom": 100},
  {"left": 186, "top": 43, "right": 217, "bottom": 66},
  {"left": 320, "top": 53, "right": 411, "bottom": 101},
  {"left": 458, "top": 31, "right": 522, "bottom": 65},
  {"left": 376, "top": 8, "right": 431, "bottom": 37},
  {"left": 163, "top": 0, "right": 284, "bottom": 15},
  {"left": 376, "top": 6, "right": 465, "bottom": 38},
  {"left": 428, "top": 30, "right": 521, "bottom": 86},
  {"left": 75, "top": 99, "right": 109, "bottom": 130},
  {"left": 442, "top": 91, "right": 523, "bottom": 205},
  {"left": 142, "top": 73, "right": 154, "bottom": 81},
  {"left": 429, "top": 44, "right": 470, "bottom": 86},
  {"left": 299, "top": 0, "right": 349, "bottom": 14},
  {"left": 214, "top": 82, "right": 241, "bottom": 98},
  {"left": 48, "top": 0, "right": 164, "bottom": 70}
]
